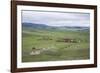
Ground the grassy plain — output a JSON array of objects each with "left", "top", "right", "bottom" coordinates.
[{"left": 22, "top": 27, "right": 90, "bottom": 62}]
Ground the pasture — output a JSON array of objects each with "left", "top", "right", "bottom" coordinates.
[{"left": 22, "top": 27, "right": 90, "bottom": 62}]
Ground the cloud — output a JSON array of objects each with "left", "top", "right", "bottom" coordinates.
[{"left": 22, "top": 10, "right": 90, "bottom": 27}]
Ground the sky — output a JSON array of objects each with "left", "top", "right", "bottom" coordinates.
[{"left": 22, "top": 10, "right": 90, "bottom": 27}]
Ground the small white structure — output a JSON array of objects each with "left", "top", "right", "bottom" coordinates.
[
  {"left": 29, "top": 47, "right": 42, "bottom": 55},
  {"left": 30, "top": 50, "right": 41, "bottom": 55}
]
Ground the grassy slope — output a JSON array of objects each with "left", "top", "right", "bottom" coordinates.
[{"left": 22, "top": 28, "right": 90, "bottom": 62}]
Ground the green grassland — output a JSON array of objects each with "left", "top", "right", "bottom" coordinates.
[{"left": 22, "top": 27, "right": 90, "bottom": 62}]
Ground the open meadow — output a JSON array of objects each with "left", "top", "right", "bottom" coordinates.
[{"left": 22, "top": 25, "right": 90, "bottom": 62}]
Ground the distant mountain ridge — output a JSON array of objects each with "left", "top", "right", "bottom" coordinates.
[
  {"left": 22, "top": 22, "right": 89, "bottom": 31},
  {"left": 22, "top": 23, "right": 49, "bottom": 28}
]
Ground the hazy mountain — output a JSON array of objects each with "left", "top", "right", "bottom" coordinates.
[
  {"left": 22, "top": 23, "right": 49, "bottom": 29},
  {"left": 22, "top": 22, "right": 89, "bottom": 31}
]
